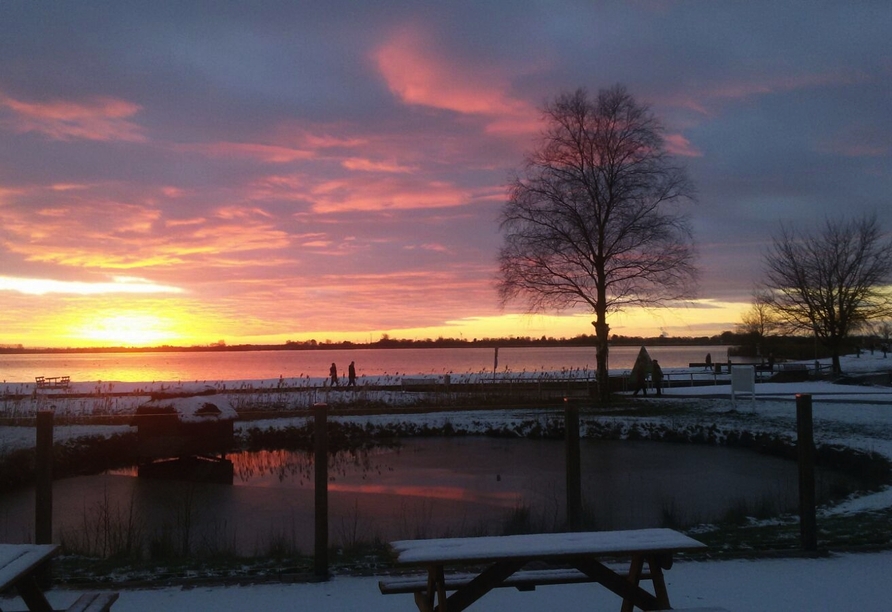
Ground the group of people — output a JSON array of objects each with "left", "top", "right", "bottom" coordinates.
[
  {"left": 632, "top": 359, "right": 663, "bottom": 397},
  {"left": 329, "top": 361, "right": 356, "bottom": 387}
]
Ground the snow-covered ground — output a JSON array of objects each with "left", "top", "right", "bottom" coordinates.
[
  {"left": 2, "top": 352, "right": 891, "bottom": 610},
  {"left": 16, "top": 549, "right": 892, "bottom": 611}
]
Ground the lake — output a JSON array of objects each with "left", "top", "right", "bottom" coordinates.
[
  {"left": 0, "top": 438, "right": 854, "bottom": 557},
  {"left": 0, "top": 345, "right": 740, "bottom": 384}
]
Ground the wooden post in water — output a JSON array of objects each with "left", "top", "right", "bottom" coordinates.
[
  {"left": 36, "top": 410, "right": 54, "bottom": 545},
  {"left": 564, "top": 399, "right": 582, "bottom": 529},
  {"left": 796, "top": 393, "right": 817, "bottom": 551},
  {"left": 313, "top": 402, "right": 329, "bottom": 579}
]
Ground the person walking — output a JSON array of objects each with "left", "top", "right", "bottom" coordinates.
[
  {"left": 348, "top": 361, "right": 356, "bottom": 386},
  {"left": 329, "top": 362, "right": 339, "bottom": 387},
  {"left": 652, "top": 359, "right": 663, "bottom": 397}
]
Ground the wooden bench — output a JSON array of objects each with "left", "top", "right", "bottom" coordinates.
[
  {"left": 62, "top": 592, "right": 120, "bottom": 612},
  {"left": 35, "top": 375, "right": 71, "bottom": 390},
  {"left": 380, "top": 565, "right": 652, "bottom": 594}
]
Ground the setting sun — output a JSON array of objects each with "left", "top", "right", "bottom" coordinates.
[{"left": 73, "top": 312, "right": 182, "bottom": 347}]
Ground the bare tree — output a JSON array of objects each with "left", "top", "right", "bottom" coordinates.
[
  {"left": 762, "top": 214, "right": 892, "bottom": 374},
  {"left": 497, "top": 86, "right": 698, "bottom": 402},
  {"left": 738, "top": 291, "right": 782, "bottom": 339},
  {"left": 737, "top": 291, "right": 782, "bottom": 356}
]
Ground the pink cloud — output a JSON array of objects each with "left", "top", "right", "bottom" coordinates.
[
  {"left": 3, "top": 191, "right": 291, "bottom": 271},
  {"left": 664, "top": 133, "right": 702, "bottom": 157},
  {"left": 341, "top": 157, "right": 414, "bottom": 173},
  {"left": 373, "top": 25, "right": 537, "bottom": 134},
  {"left": 0, "top": 92, "right": 146, "bottom": 141},
  {"left": 309, "top": 176, "right": 474, "bottom": 213},
  {"left": 662, "top": 69, "right": 871, "bottom": 117},
  {"left": 182, "top": 142, "right": 315, "bottom": 163}
]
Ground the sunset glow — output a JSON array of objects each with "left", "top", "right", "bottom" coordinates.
[
  {"left": 71, "top": 312, "right": 185, "bottom": 347},
  {"left": 1, "top": 4, "right": 889, "bottom": 348}
]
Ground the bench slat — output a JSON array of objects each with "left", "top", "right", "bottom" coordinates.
[
  {"left": 62, "top": 592, "right": 119, "bottom": 612},
  {"left": 379, "top": 566, "right": 651, "bottom": 595}
]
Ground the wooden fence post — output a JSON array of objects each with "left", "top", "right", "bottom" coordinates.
[
  {"left": 36, "top": 410, "right": 54, "bottom": 545},
  {"left": 35, "top": 409, "right": 54, "bottom": 589},
  {"left": 796, "top": 394, "right": 817, "bottom": 551},
  {"left": 565, "top": 399, "right": 581, "bottom": 529},
  {"left": 314, "top": 402, "right": 329, "bottom": 579}
]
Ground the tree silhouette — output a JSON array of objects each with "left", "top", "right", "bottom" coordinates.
[
  {"left": 762, "top": 214, "right": 892, "bottom": 375},
  {"left": 497, "top": 85, "right": 698, "bottom": 402}
]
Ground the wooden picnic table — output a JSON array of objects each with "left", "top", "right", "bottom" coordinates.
[
  {"left": 0, "top": 544, "right": 60, "bottom": 612},
  {"left": 382, "top": 527, "right": 707, "bottom": 611},
  {"left": 0, "top": 544, "right": 118, "bottom": 612}
]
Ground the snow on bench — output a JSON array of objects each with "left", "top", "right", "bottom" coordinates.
[{"left": 64, "top": 592, "right": 120, "bottom": 612}]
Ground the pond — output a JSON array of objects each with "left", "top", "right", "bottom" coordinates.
[{"left": 0, "top": 438, "right": 858, "bottom": 558}]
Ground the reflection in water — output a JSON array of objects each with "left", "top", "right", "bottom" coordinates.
[{"left": 0, "top": 438, "right": 861, "bottom": 558}]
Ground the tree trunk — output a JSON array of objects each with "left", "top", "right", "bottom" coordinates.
[{"left": 593, "top": 316, "right": 610, "bottom": 404}]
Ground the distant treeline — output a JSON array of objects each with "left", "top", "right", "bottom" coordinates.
[
  {"left": 1, "top": 330, "right": 877, "bottom": 357},
  {"left": 0, "top": 330, "right": 786, "bottom": 354}
]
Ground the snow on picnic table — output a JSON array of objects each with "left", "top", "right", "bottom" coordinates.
[{"left": 389, "top": 528, "right": 706, "bottom": 564}]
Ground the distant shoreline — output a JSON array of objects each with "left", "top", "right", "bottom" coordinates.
[{"left": 0, "top": 335, "right": 736, "bottom": 355}]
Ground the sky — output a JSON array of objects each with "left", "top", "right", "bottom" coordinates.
[{"left": 1, "top": 1, "right": 890, "bottom": 348}]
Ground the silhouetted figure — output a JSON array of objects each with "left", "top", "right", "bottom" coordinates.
[
  {"left": 652, "top": 360, "right": 663, "bottom": 397},
  {"left": 768, "top": 353, "right": 775, "bottom": 372},
  {"left": 705, "top": 353, "right": 712, "bottom": 370},
  {"left": 348, "top": 361, "right": 356, "bottom": 386},
  {"left": 329, "top": 362, "right": 339, "bottom": 387}
]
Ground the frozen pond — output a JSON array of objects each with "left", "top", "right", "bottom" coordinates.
[{"left": 0, "top": 438, "right": 858, "bottom": 557}]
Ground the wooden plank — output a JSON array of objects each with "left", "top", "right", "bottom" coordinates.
[
  {"left": 62, "top": 592, "right": 119, "bottom": 612},
  {"left": 390, "top": 529, "right": 706, "bottom": 566},
  {"left": 0, "top": 545, "right": 60, "bottom": 591},
  {"left": 379, "top": 566, "right": 653, "bottom": 594}
]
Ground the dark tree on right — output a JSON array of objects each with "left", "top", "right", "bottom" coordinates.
[{"left": 761, "top": 214, "right": 892, "bottom": 375}]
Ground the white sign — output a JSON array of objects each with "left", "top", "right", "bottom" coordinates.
[{"left": 731, "top": 365, "right": 756, "bottom": 408}]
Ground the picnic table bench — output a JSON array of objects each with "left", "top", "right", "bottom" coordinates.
[
  {"left": 380, "top": 527, "right": 709, "bottom": 611},
  {"left": 0, "top": 544, "right": 118, "bottom": 611},
  {"left": 34, "top": 376, "right": 70, "bottom": 390}
]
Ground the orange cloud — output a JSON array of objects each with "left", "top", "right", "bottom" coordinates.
[
  {"left": 3, "top": 191, "right": 291, "bottom": 271},
  {"left": 0, "top": 275, "right": 183, "bottom": 296},
  {"left": 0, "top": 92, "right": 146, "bottom": 141}
]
